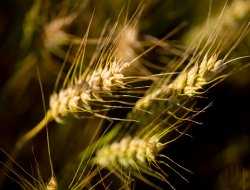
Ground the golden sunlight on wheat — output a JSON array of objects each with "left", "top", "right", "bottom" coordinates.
[{"left": 0, "top": 0, "right": 250, "bottom": 189}]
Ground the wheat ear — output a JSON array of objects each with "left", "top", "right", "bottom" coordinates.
[
  {"left": 95, "top": 136, "right": 168, "bottom": 189},
  {"left": 49, "top": 5, "right": 149, "bottom": 123},
  {"left": 131, "top": 11, "right": 250, "bottom": 118},
  {"left": 183, "top": 0, "right": 250, "bottom": 48},
  {"left": 95, "top": 136, "right": 163, "bottom": 168},
  {"left": 169, "top": 53, "right": 223, "bottom": 96},
  {"left": 49, "top": 60, "right": 131, "bottom": 123},
  {"left": 94, "top": 119, "right": 195, "bottom": 190},
  {"left": 131, "top": 52, "right": 223, "bottom": 124}
]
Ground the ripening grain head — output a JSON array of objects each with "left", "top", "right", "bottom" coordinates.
[
  {"left": 94, "top": 114, "right": 195, "bottom": 189},
  {"left": 48, "top": 5, "right": 167, "bottom": 123},
  {"left": 95, "top": 136, "right": 163, "bottom": 168}
]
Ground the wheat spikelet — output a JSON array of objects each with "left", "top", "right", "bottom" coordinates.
[
  {"left": 46, "top": 177, "right": 57, "bottom": 190},
  {"left": 171, "top": 53, "right": 222, "bottom": 96}
]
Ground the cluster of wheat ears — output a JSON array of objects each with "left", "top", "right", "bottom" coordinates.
[{"left": 1, "top": 0, "right": 250, "bottom": 189}]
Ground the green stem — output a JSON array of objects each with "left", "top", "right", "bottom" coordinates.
[
  {"left": 0, "top": 110, "right": 53, "bottom": 187},
  {"left": 14, "top": 110, "right": 53, "bottom": 156}
]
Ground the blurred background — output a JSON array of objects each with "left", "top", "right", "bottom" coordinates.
[{"left": 0, "top": 0, "right": 250, "bottom": 189}]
